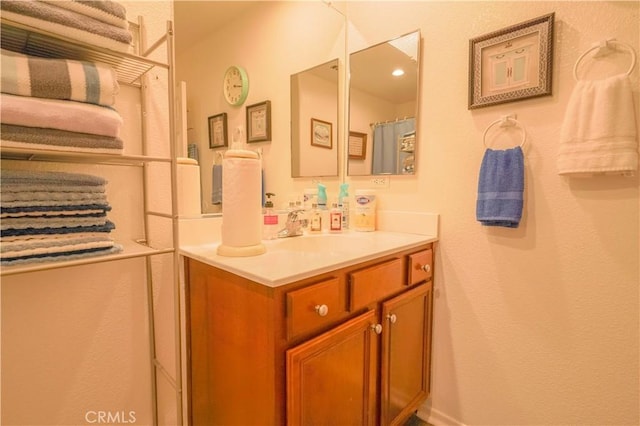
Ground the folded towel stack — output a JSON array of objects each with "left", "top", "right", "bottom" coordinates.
[
  {"left": 476, "top": 146, "right": 525, "bottom": 228},
  {"left": 1, "top": 49, "right": 124, "bottom": 154},
  {"left": 1, "top": 0, "right": 133, "bottom": 52},
  {"left": 1, "top": 169, "right": 122, "bottom": 266}
]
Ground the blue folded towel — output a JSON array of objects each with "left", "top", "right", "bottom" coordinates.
[
  {"left": 212, "top": 164, "right": 223, "bottom": 205},
  {"left": 476, "top": 146, "right": 524, "bottom": 228}
]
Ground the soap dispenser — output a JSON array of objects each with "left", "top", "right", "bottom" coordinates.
[
  {"left": 338, "top": 183, "right": 350, "bottom": 230},
  {"left": 317, "top": 183, "right": 327, "bottom": 210},
  {"left": 262, "top": 192, "right": 278, "bottom": 240}
]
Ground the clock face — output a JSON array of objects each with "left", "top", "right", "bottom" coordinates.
[{"left": 223, "top": 66, "right": 249, "bottom": 106}]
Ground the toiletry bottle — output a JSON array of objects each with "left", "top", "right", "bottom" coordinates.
[
  {"left": 303, "top": 188, "right": 317, "bottom": 210},
  {"left": 338, "top": 183, "right": 350, "bottom": 230},
  {"left": 317, "top": 183, "right": 327, "bottom": 210},
  {"left": 309, "top": 203, "right": 322, "bottom": 233},
  {"left": 262, "top": 192, "right": 278, "bottom": 240},
  {"left": 330, "top": 201, "right": 343, "bottom": 232},
  {"left": 354, "top": 189, "right": 377, "bottom": 231}
]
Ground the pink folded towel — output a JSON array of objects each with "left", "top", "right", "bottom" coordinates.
[{"left": 1, "top": 93, "right": 123, "bottom": 138}]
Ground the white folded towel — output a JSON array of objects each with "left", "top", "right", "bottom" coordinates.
[{"left": 557, "top": 74, "right": 638, "bottom": 176}]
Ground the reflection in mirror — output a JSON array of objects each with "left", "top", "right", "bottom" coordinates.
[
  {"left": 348, "top": 30, "right": 420, "bottom": 176},
  {"left": 291, "top": 59, "right": 340, "bottom": 178}
]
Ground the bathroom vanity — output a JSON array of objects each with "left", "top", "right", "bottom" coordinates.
[{"left": 182, "top": 231, "right": 436, "bottom": 425}]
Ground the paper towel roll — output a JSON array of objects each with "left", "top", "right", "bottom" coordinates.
[
  {"left": 177, "top": 157, "right": 201, "bottom": 216},
  {"left": 217, "top": 150, "right": 266, "bottom": 257}
]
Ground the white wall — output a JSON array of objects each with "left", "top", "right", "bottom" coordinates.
[
  {"left": 0, "top": 2, "right": 176, "bottom": 425},
  {"left": 179, "top": 1, "right": 638, "bottom": 425},
  {"left": 344, "top": 2, "right": 638, "bottom": 425}
]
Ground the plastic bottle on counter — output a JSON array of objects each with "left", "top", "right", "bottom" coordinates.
[
  {"left": 262, "top": 192, "right": 279, "bottom": 240},
  {"left": 329, "top": 201, "right": 343, "bottom": 232},
  {"left": 338, "top": 183, "right": 350, "bottom": 230},
  {"left": 309, "top": 203, "right": 322, "bottom": 233},
  {"left": 353, "top": 189, "right": 377, "bottom": 232},
  {"left": 303, "top": 188, "right": 318, "bottom": 210},
  {"left": 317, "top": 183, "right": 327, "bottom": 210}
]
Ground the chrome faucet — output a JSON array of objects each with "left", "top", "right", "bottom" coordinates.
[{"left": 277, "top": 209, "right": 307, "bottom": 238}]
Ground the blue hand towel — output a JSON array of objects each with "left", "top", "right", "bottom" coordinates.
[
  {"left": 212, "top": 164, "right": 223, "bottom": 205},
  {"left": 476, "top": 146, "right": 524, "bottom": 228}
]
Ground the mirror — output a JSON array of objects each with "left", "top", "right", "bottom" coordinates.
[
  {"left": 174, "top": 1, "right": 345, "bottom": 213},
  {"left": 347, "top": 30, "right": 420, "bottom": 176},
  {"left": 291, "top": 59, "right": 340, "bottom": 178}
]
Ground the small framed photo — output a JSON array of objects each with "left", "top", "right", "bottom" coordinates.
[
  {"left": 246, "top": 100, "right": 271, "bottom": 143},
  {"left": 208, "top": 113, "right": 228, "bottom": 149},
  {"left": 348, "top": 131, "right": 367, "bottom": 159},
  {"left": 468, "top": 12, "right": 554, "bottom": 109},
  {"left": 311, "top": 118, "right": 332, "bottom": 149}
]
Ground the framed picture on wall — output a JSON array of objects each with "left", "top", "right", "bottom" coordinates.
[
  {"left": 468, "top": 12, "right": 554, "bottom": 109},
  {"left": 208, "top": 112, "right": 228, "bottom": 149},
  {"left": 246, "top": 100, "right": 271, "bottom": 143},
  {"left": 311, "top": 118, "right": 332, "bottom": 149},
  {"left": 348, "top": 131, "right": 367, "bottom": 159}
]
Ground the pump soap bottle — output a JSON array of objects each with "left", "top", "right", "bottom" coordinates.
[
  {"left": 338, "top": 183, "right": 350, "bottom": 230},
  {"left": 317, "top": 183, "right": 327, "bottom": 210},
  {"left": 262, "top": 192, "right": 278, "bottom": 240}
]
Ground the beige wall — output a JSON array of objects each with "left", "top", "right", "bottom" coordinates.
[{"left": 345, "top": 2, "right": 639, "bottom": 425}]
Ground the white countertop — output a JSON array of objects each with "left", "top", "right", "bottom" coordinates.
[{"left": 180, "top": 230, "right": 437, "bottom": 287}]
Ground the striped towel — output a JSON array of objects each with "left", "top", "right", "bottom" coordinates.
[
  {"left": 1, "top": 0, "right": 133, "bottom": 52},
  {"left": 1, "top": 49, "right": 119, "bottom": 107}
]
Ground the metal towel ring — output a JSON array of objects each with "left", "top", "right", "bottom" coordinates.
[
  {"left": 573, "top": 39, "right": 637, "bottom": 81},
  {"left": 483, "top": 116, "right": 526, "bottom": 149}
]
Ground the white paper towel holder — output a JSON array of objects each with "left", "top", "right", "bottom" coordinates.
[{"left": 216, "top": 149, "right": 266, "bottom": 257}]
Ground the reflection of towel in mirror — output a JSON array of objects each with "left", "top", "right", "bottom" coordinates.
[
  {"left": 476, "top": 146, "right": 524, "bottom": 228},
  {"left": 557, "top": 74, "right": 638, "bottom": 176},
  {"left": 212, "top": 164, "right": 223, "bottom": 205}
]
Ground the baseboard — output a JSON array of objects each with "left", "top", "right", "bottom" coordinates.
[{"left": 417, "top": 406, "right": 467, "bottom": 426}]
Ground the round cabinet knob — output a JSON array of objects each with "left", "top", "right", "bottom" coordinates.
[
  {"left": 386, "top": 313, "right": 397, "bottom": 324},
  {"left": 315, "top": 304, "right": 329, "bottom": 317},
  {"left": 371, "top": 324, "right": 383, "bottom": 334},
  {"left": 420, "top": 264, "right": 431, "bottom": 273}
]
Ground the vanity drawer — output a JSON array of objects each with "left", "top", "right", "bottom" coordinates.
[
  {"left": 408, "top": 248, "right": 433, "bottom": 286},
  {"left": 349, "top": 258, "right": 403, "bottom": 311},
  {"left": 286, "top": 277, "right": 343, "bottom": 340}
]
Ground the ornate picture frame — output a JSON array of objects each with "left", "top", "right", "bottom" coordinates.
[
  {"left": 468, "top": 13, "right": 554, "bottom": 109},
  {"left": 246, "top": 100, "right": 271, "bottom": 143},
  {"left": 208, "top": 112, "right": 228, "bottom": 149},
  {"left": 310, "top": 118, "right": 332, "bottom": 149}
]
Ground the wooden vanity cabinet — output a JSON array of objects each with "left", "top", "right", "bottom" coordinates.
[{"left": 185, "top": 243, "right": 434, "bottom": 426}]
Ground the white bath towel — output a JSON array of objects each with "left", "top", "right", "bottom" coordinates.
[{"left": 557, "top": 74, "right": 638, "bottom": 176}]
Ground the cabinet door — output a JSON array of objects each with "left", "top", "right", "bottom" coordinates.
[
  {"left": 286, "top": 310, "right": 378, "bottom": 426},
  {"left": 380, "top": 282, "right": 433, "bottom": 425}
]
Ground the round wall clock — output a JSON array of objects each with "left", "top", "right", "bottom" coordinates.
[{"left": 223, "top": 65, "right": 249, "bottom": 106}]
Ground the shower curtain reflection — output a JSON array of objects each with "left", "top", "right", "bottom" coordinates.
[{"left": 371, "top": 117, "right": 415, "bottom": 175}]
